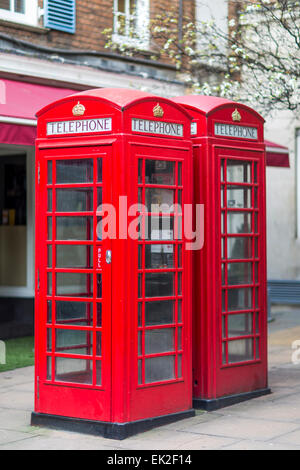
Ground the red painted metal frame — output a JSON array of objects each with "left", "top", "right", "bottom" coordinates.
[
  {"left": 173, "top": 96, "right": 268, "bottom": 401},
  {"left": 34, "top": 89, "right": 193, "bottom": 424}
]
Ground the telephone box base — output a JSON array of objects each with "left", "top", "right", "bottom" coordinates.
[
  {"left": 193, "top": 388, "right": 271, "bottom": 412},
  {"left": 31, "top": 409, "right": 195, "bottom": 440}
]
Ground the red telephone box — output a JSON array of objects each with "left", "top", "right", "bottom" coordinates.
[
  {"left": 173, "top": 95, "right": 270, "bottom": 410},
  {"left": 31, "top": 88, "right": 194, "bottom": 439}
]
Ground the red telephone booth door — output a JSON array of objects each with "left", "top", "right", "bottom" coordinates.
[{"left": 35, "top": 145, "right": 113, "bottom": 422}]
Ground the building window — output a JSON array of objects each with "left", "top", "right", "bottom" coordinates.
[
  {"left": 297, "top": 130, "right": 300, "bottom": 239},
  {"left": 113, "top": 0, "right": 149, "bottom": 49},
  {"left": 0, "top": 0, "right": 38, "bottom": 26}
]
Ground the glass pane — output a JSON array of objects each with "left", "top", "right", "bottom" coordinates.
[
  {"left": 147, "top": 216, "right": 174, "bottom": 240},
  {"left": 138, "top": 245, "right": 142, "bottom": 269},
  {"left": 56, "top": 189, "right": 93, "bottom": 213},
  {"left": 145, "top": 356, "right": 175, "bottom": 383},
  {"left": 47, "top": 357, "right": 52, "bottom": 381},
  {"left": 255, "top": 338, "right": 260, "bottom": 359},
  {"left": 55, "top": 329, "right": 93, "bottom": 356},
  {"left": 56, "top": 301, "right": 93, "bottom": 326},
  {"left": 228, "top": 237, "right": 252, "bottom": 259},
  {"left": 117, "top": 0, "right": 125, "bottom": 13},
  {"left": 48, "top": 190, "right": 52, "bottom": 212},
  {"left": 97, "top": 159, "right": 102, "bottom": 182},
  {"left": 138, "top": 159, "right": 143, "bottom": 184},
  {"left": 145, "top": 244, "right": 174, "bottom": 269},
  {"left": 47, "top": 161, "right": 52, "bottom": 184},
  {"left": 145, "top": 189, "right": 174, "bottom": 212},
  {"left": 96, "top": 332, "right": 102, "bottom": 356},
  {"left": 56, "top": 273, "right": 93, "bottom": 297},
  {"left": 145, "top": 160, "right": 175, "bottom": 185},
  {"left": 47, "top": 329, "right": 52, "bottom": 352},
  {"left": 48, "top": 217, "right": 52, "bottom": 240},
  {"left": 47, "top": 300, "right": 52, "bottom": 323},
  {"left": 178, "top": 300, "right": 182, "bottom": 323},
  {"left": 97, "top": 188, "right": 102, "bottom": 210},
  {"left": 56, "top": 245, "right": 93, "bottom": 268},
  {"left": 97, "top": 274, "right": 102, "bottom": 298},
  {"left": 227, "top": 262, "right": 252, "bottom": 285},
  {"left": 227, "top": 287, "right": 253, "bottom": 311},
  {"left": 15, "top": 0, "right": 25, "bottom": 13},
  {"left": 228, "top": 314, "right": 253, "bottom": 338},
  {"left": 138, "top": 303, "right": 142, "bottom": 326},
  {"left": 226, "top": 186, "right": 252, "bottom": 209},
  {"left": 47, "top": 273, "right": 52, "bottom": 296},
  {"left": 47, "top": 245, "right": 52, "bottom": 268},
  {"left": 55, "top": 358, "right": 93, "bottom": 384},
  {"left": 227, "top": 212, "right": 252, "bottom": 234},
  {"left": 97, "top": 303, "right": 102, "bottom": 327},
  {"left": 96, "top": 361, "right": 102, "bottom": 386},
  {"left": 56, "top": 159, "right": 93, "bottom": 184},
  {"left": 56, "top": 217, "right": 93, "bottom": 240},
  {"left": 178, "top": 355, "right": 182, "bottom": 377},
  {"left": 228, "top": 339, "right": 254, "bottom": 363},
  {"left": 138, "top": 331, "right": 142, "bottom": 355},
  {"left": 145, "top": 328, "right": 175, "bottom": 354},
  {"left": 178, "top": 326, "right": 182, "bottom": 350},
  {"left": 178, "top": 272, "right": 182, "bottom": 295},
  {"left": 178, "top": 162, "right": 182, "bottom": 186},
  {"left": 145, "top": 300, "right": 175, "bottom": 325},
  {"left": 227, "top": 161, "right": 251, "bottom": 183},
  {"left": 145, "top": 273, "right": 174, "bottom": 297}
]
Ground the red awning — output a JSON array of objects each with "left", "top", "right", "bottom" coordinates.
[
  {"left": 0, "top": 78, "right": 77, "bottom": 146},
  {"left": 265, "top": 140, "right": 290, "bottom": 168}
]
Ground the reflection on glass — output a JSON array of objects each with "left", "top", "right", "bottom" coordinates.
[
  {"left": 228, "top": 338, "right": 254, "bottom": 363},
  {"left": 56, "top": 217, "right": 93, "bottom": 240},
  {"left": 145, "top": 356, "right": 175, "bottom": 383},
  {"left": 145, "top": 244, "right": 174, "bottom": 269},
  {"left": 226, "top": 186, "right": 252, "bottom": 209},
  {"left": 227, "top": 161, "right": 251, "bottom": 183},
  {"left": 145, "top": 328, "right": 174, "bottom": 354},
  {"left": 145, "top": 300, "right": 175, "bottom": 325},
  {"left": 145, "top": 272, "right": 174, "bottom": 297},
  {"left": 145, "top": 160, "right": 175, "bottom": 185},
  {"left": 227, "top": 287, "right": 252, "bottom": 311},
  {"left": 55, "top": 329, "right": 93, "bottom": 356},
  {"left": 228, "top": 237, "right": 252, "bottom": 259},
  {"left": 56, "top": 301, "right": 93, "bottom": 326},
  {"left": 145, "top": 189, "right": 174, "bottom": 213},
  {"left": 147, "top": 216, "right": 174, "bottom": 241},
  {"left": 228, "top": 313, "right": 253, "bottom": 338},
  {"left": 56, "top": 159, "right": 93, "bottom": 184},
  {"left": 227, "top": 212, "right": 252, "bottom": 234},
  {"left": 56, "top": 189, "right": 93, "bottom": 213},
  {"left": 56, "top": 273, "right": 93, "bottom": 297},
  {"left": 55, "top": 358, "right": 93, "bottom": 384},
  {"left": 227, "top": 262, "right": 252, "bottom": 285},
  {"left": 56, "top": 245, "right": 93, "bottom": 268}
]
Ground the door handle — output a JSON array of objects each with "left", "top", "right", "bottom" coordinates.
[{"left": 106, "top": 250, "right": 112, "bottom": 264}]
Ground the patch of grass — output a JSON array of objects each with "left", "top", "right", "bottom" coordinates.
[{"left": 0, "top": 336, "right": 34, "bottom": 373}]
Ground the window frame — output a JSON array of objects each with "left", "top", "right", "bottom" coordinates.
[
  {"left": 0, "top": 0, "right": 38, "bottom": 27},
  {"left": 113, "top": 0, "right": 150, "bottom": 50}
]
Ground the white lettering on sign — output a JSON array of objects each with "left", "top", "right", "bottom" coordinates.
[
  {"left": 214, "top": 123, "right": 258, "bottom": 140},
  {"left": 132, "top": 118, "right": 183, "bottom": 137},
  {"left": 47, "top": 118, "right": 112, "bottom": 136}
]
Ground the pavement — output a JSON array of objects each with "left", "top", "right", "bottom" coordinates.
[{"left": 1, "top": 307, "right": 300, "bottom": 450}]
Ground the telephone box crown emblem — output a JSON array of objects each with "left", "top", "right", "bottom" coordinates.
[
  {"left": 232, "top": 108, "right": 241, "bottom": 122},
  {"left": 72, "top": 101, "right": 86, "bottom": 116},
  {"left": 153, "top": 103, "right": 164, "bottom": 118}
]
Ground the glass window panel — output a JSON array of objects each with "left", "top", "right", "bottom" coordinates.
[
  {"left": 145, "top": 328, "right": 175, "bottom": 354},
  {"left": 145, "top": 272, "right": 174, "bottom": 297},
  {"left": 47, "top": 273, "right": 52, "bottom": 296},
  {"left": 47, "top": 161, "right": 52, "bottom": 184},
  {"left": 55, "top": 358, "right": 93, "bottom": 384},
  {"left": 227, "top": 212, "right": 252, "bottom": 234},
  {"left": 138, "top": 273, "right": 143, "bottom": 298},
  {"left": 222, "top": 290, "right": 226, "bottom": 312},
  {"left": 56, "top": 159, "right": 93, "bottom": 184},
  {"left": 227, "top": 287, "right": 253, "bottom": 311},
  {"left": 138, "top": 303, "right": 142, "bottom": 327},
  {"left": 222, "top": 342, "right": 227, "bottom": 364},
  {"left": 138, "top": 245, "right": 143, "bottom": 269},
  {"left": 56, "top": 245, "right": 93, "bottom": 269},
  {"left": 147, "top": 216, "right": 174, "bottom": 241},
  {"left": 145, "top": 189, "right": 174, "bottom": 213},
  {"left": 228, "top": 339, "right": 254, "bottom": 363},
  {"left": 228, "top": 313, "right": 253, "bottom": 338},
  {"left": 256, "top": 312, "right": 260, "bottom": 334},
  {"left": 55, "top": 329, "right": 93, "bottom": 356},
  {"left": 96, "top": 361, "right": 102, "bottom": 386},
  {"left": 97, "top": 188, "right": 102, "bottom": 210},
  {"left": 178, "top": 272, "right": 182, "bottom": 295},
  {"left": 178, "top": 355, "right": 182, "bottom": 377},
  {"left": 138, "top": 359, "right": 142, "bottom": 384},
  {"left": 138, "top": 159, "right": 143, "bottom": 184},
  {"left": 96, "top": 332, "right": 102, "bottom": 356},
  {"left": 178, "top": 162, "right": 182, "bottom": 186},
  {"left": 178, "top": 300, "right": 182, "bottom": 323},
  {"left": 226, "top": 186, "right": 252, "bottom": 209},
  {"left": 56, "top": 189, "right": 93, "bottom": 213},
  {"left": 227, "top": 161, "right": 251, "bottom": 183},
  {"left": 145, "top": 160, "right": 175, "bottom": 185},
  {"left": 47, "top": 357, "right": 52, "bottom": 381},
  {"left": 97, "top": 159, "right": 102, "bottom": 182},
  {"left": 56, "top": 301, "right": 93, "bottom": 326},
  {"left": 228, "top": 237, "right": 252, "bottom": 259},
  {"left": 47, "top": 245, "right": 52, "bottom": 268},
  {"left": 47, "top": 329, "right": 52, "bottom": 352},
  {"left": 145, "top": 300, "right": 175, "bottom": 325},
  {"left": 97, "top": 274, "right": 102, "bottom": 298},
  {"left": 255, "top": 287, "right": 259, "bottom": 308},
  {"left": 56, "top": 273, "right": 93, "bottom": 298},
  {"left": 145, "top": 355, "right": 175, "bottom": 383},
  {"left": 178, "top": 326, "right": 182, "bottom": 350},
  {"left": 145, "top": 244, "right": 174, "bottom": 269},
  {"left": 178, "top": 245, "right": 182, "bottom": 268},
  {"left": 222, "top": 316, "right": 226, "bottom": 338},
  {"left": 227, "top": 262, "right": 252, "bottom": 285},
  {"left": 15, "top": 0, "right": 25, "bottom": 13},
  {"left": 97, "top": 303, "right": 102, "bottom": 327},
  {"left": 48, "top": 217, "right": 52, "bottom": 240},
  {"left": 255, "top": 338, "right": 260, "bottom": 359},
  {"left": 138, "top": 331, "right": 142, "bottom": 355},
  {"left": 47, "top": 300, "right": 52, "bottom": 323},
  {"left": 56, "top": 216, "right": 93, "bottom": 241},
  {"left": 222, "top": 263, "right": 226, "bottom": 285},
  {"left": 48, "top": 190, "right": 52, "bottom": 212}
]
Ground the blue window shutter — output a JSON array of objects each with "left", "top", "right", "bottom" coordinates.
[{"left": 44, "top": 0, "right": 76, "bottom": 34}]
